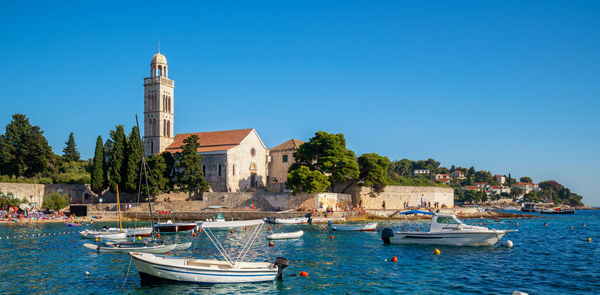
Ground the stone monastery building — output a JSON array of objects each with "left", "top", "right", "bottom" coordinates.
[{"left": 143, "top": 52, "right": 298, "bottom": 192}]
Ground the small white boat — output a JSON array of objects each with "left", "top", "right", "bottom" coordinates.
[
  {"left": 131, "top": 222, "right": 290, "bottom": 284},
  {"left": 268, "top": 217, "right": 309, "bottom": 224},
  {"left": 80, "top": 229, "right": 127, "bottom": 240},
  {"left": 328, "top": 222, "right": 378, "bottom": 232},
  {"left": 267, "top": 230, "right": 304, "bottom": 240},
  {"left": 131, "top": 253, "right": 288, "bottom": 283},
  {"left": 200, "top": 219, "right": 264, "bottom": 230},
  {"left": 83, "top": 242, "right": 177, "bottom": 254},
  {"left": 382, "top": 214, "right": 516, "bottom": 246},
  {"left": 126, "top": 227, "right": 153, "bottom": 237}
]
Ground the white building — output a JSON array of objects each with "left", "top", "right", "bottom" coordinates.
[
  {"left": 495, "top": 175, "right": 506, "bottom": 184},
  {"left": 413, "top": 169, "right": 430, "bottom": 176},
  {"left": 450, "top": 170, "right": 465, "bottom": 179},
  {"left": 513, "top": 182, "right": 540, "bottom": 194},
  {"left": 144, "top": 52, "right": 174, "bottom": 156}
]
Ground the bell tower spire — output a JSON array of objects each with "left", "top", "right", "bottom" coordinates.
[{"left": 143, "top": 51, "right": 174, "bottom": 156}]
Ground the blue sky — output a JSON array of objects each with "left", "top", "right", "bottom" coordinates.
[{"left": 1, "top": 1, "right": 599, "bottom": 205}]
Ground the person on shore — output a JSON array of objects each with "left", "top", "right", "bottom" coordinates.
[{"left": 382, "top": 201, "right": 386, "bottom": 210}]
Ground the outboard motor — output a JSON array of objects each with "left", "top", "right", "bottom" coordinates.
[
  {"left": 274, "top": 257, "right": 289, "bottom": 281},
  {"left": 305, "top": 212, "right": 313, "bottom": 224},
  {"left": 381, "top": 228, "right": 394, "bottom": 244}
]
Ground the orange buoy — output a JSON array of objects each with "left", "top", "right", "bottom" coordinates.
[
  {"left": 95, "top": 237, "right": 99, "bottom": 243},
  {"left": 269, "top": 241, "right": 275, "bottom": 247},
  {"left": 198, "top": 228, "right": 202, "bottom": 233},
  {"left": 330, "top": 235, "right": 334, "bottom": 240},
  {"left": 244, "top": 226, "right": 247, "bottom": 231},
  {"left": 277, "top": 225, "right": 280, "bottom": 229},
  {"left": 268, "top": 226, "right": 272, "bottom": 231},
  {"left": 157, "top": 233, "right": 161, "bottom": 238},
  {"left": 300, "top": 271, "right": 309, "bottom": 277},
  {"left": 516, "top": 222, "right": 519, "bottom": 227},
  {"left": 570, "top": 226, "right": 574, "bottom": 230},
  {"left": 230, "top": 229, "right": 234, "bottom": 234},
  {"left": 391, "top": 256, "right": 398, "bottom": 262},
  {"left": 193, "top": 232, "right": 197, "bottom": 237},
  {"left": 417, "top": 228, "right": 420, "bottom": 231}
]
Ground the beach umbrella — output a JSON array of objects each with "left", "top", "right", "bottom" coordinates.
[{"left": 19, "top": 203, "right": 31, "bottom": 210}]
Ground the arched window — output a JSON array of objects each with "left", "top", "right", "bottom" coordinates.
[
  {"left": 168, "top": 97, "right": 171, "bottom": 112},
  {"left": 202, "top": 165, "right": 206, "bottom": 175},
  {"left": 163, "top": 119, "right": 167, "bottom": 136},
  {"left": 151, "top": 141, "right": 154, "bottom": 154},
  {"left": 167, "top": 120, "right": 170, "bottom": 137},
  {"left": 148, "top": 119, "right": 153, "bottom": 136},
  {"left": 232, "top": 164, "right": 236, "bottom": 176},
  {"left": 218, "top": 164, "right": 222, "bottom": 177}
]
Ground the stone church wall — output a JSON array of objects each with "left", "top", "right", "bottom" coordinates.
[
  {"left": 226, "top": 130, "right": 269, "bottom": 192},
  {"left": 199, "top": 152, "right": 228, "bottom": 192}
]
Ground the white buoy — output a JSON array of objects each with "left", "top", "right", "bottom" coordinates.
[
  {"left": 512, "top": 291, "right": 528, "bottom": 295},
  {"left": 85, "top": 271, "right": 90, "bottom": 276},
  {"left": 505, "top": 240, "right": 514, "bottom": 248}
]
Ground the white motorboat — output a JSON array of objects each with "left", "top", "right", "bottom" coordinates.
[
  {"left": 381, "top": 214, "right": 515, "bottom": 246},
  {"left": 83, "top": 241, "right": 177, "bottom": 254},
  {"left": 131, "top": 222, "right": 289, "bottom": 284},
  {"left": 200, "top": 219, "right": 264, "bottom": 230},
  {"left": 267, "top": 230, "right": 304, "bottom": 240},
  {"left": 328, "top": 221, "right": 377, "bottom": 232}
]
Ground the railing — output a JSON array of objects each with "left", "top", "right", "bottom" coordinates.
[{"left": 144, "top": 76, "right": 174, "bottom": 87}]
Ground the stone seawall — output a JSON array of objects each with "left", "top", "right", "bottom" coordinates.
[
  {"left": 0, "top": 182, "right": 93, "bottom": 208},
  {"left": 351, "top": 185, "right": 454, "bottom": 209}
]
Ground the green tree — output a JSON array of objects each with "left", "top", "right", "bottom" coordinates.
[
  {"left": 160, "top": 152, "right": 176, "bottom": 192},
  {"left": 520, "top": 176, "right": 532, "bottom": 183},
  {"left": 62, "top": 132, "right": 80, "bottom": 162},
  {"left": 291, "top": 131, "right": 359, "bottom": 191},
  {"left": 0, "top": 191, "right": 29, "bottom": 207},
  {"left": 146, "top": 154, "right": 169, "bottom": 198},
  {"left": 507, "top": 173, "right": 512, "bottom": 186},
  {"left": 175, "top": 135, "right": 210, "bottom": 193},
  {"left": 356, "top": 153, "right": 390, "bottom": 193},
  {"left": 90, "top": 136, "right": 105, "bottom": 195},
  {"left": 124, "top": 126, "right": 142, "bottom": 193},
  {"left": 510, "top": 187, "right": 523, "bottom": 199},
  {"left": 107, "top": 125, "right": 127, "bottom": 192},
  {"left": 0, "top": 114, "right": 53, "bottom": 177},
  {"left": 42, "top": 192, "right": 69, "bottom": 211},
  {"left": 287, "top": 165, "right": 330, "bottom": 193},
  {"left": 389, "top": 159, "right": 412, "bottom": 176},
  {"left": 450, "top": 165, "right": 456, "bottom": 172},
  {"left": 468, "top": 166, "right": 476, "bottom": 176}
]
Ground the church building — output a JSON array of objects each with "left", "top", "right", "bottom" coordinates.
[{"left": 143, "top": 52, "right": 271, "bottom": 192}]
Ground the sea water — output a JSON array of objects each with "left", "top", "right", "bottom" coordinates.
[{"left": 0, "top": 210, "right": 598, "bottom": 294}]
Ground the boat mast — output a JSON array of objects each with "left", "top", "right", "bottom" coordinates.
[
  {"left": 135, "top": 115, "right": 156, "bottom": 238},
  {"left": 116, "top": 184, "right": 123, "bottom": 233}
]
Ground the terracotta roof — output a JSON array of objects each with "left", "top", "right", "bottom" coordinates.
[
  {"left": 270, "top": 139, "right": 304, "bottom": 151},
  {"left": 165, "top": 128, "right": 254, "bottom": 153},
  {"left": 465, "top": 186, "right": 479, "bottom": 190}
]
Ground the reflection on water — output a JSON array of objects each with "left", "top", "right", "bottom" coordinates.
[{"left": 1, "top": 211, "right": 599, "bottom": 294}]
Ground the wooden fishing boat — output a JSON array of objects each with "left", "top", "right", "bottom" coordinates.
[
  {"left": 153, "top": 220, "right": 197, "bottom": 234},
  {"left": 328, "top": 221, "right": 378, "bottom": 232},
  {"left": 267, "top": 230, "right": 304, "bottom": 240}
]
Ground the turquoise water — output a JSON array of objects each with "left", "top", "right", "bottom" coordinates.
[{"left": 0, "top": 210, "right": 599, "bottom": 294}]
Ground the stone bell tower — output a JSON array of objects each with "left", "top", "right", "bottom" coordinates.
[{"left": 143, "top": 51, "right": 174, "bottom": 156}]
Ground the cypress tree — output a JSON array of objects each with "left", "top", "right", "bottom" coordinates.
[
  {"left": 107, "top": 125, "right": 127, "bottom": 192},
  {"left": 90, "top": 136, "right": 105, "bottom": 195},
  {"left": 62, "top": 132, "right": 80, "bottom": 162},
  {"left": 176, "top": 135, "right": 210, "bottom": 193},
  {"left": 125, "top": 126, "right": 142, "bottom": 193}
]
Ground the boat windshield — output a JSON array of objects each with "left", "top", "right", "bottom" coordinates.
[{"left": 437, "top": 217, "right": 460, "bottom": 224}]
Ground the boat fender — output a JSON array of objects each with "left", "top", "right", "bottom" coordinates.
[
  {"left": 505, "top": 240, "right": 514, "bottom": 248},
  {"left": 299, "top": 271, "right": 308, "bottom": 277},
  {"left": 381, "top": 228, "right": 394, "bottom": 244},
  {"left": 434, "top": 248, "right": 441, "bottom": 255},
  {"left": 275, "top": 257, "right": 290, "bottom": 281},
  {"left": 269, "top": 241, "right": 275, "bottom": 247}
]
